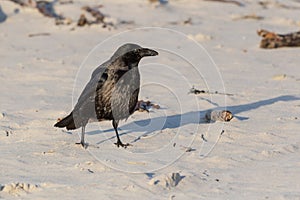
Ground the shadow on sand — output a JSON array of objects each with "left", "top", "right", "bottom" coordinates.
[
  {"left": 90, "top": 95, "right": 299, "bottom": 144},
  {"left": 0, "top": 6, "right": 7, "bottom": 23}
]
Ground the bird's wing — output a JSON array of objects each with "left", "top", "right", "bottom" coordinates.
[
  {"left": 91, "top": 60, "right": 111, "bottom": 78},
  {"left": 74, "top": 67, "right": 108, "bottom": 115}
]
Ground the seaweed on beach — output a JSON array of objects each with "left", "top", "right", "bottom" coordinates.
[
  {"left": 77, "top": 5, "right": 113, "bottom": 28},
  {"left": 135, "top": 100, "right": 160, "bottom": 113},
  {"left": 6, "top": 0, "right": 113, "bottom": 27},
  {"left": 8, "top": 0, "right": 71, "bottom": 25},
  {"left": 258, "top": 1, "right": 300, "bottom": 10},
  {"left": 189, "top": 87, "right": 234, "bottom": 96},
  {"left": 257, "top": 29, "right": 300, "bottom": 49}
]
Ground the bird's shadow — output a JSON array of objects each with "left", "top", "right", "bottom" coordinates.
[
  {"left": 0, "top": 5, "right": 7, "bottom": 23},
  {"left": 88, "top": 95, "right": 299, "bottom": 144}
]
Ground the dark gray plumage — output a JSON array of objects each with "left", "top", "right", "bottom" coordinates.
[{"left": 54, "top": 43, "right": 158, "bottom": 148}]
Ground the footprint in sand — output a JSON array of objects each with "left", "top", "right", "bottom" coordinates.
[
  {"left": 149, "top": 172, "right": 185, "bottom": 189},
  {"left": 0, "top": 182, "right": 40, "bottom": 196}
]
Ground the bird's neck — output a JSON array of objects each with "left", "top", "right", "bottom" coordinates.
[
  {"left": 127, "top": 61, "right": 140, "bottom": 69},
  {"left": 122, "top": 54, "right": 141, "bottom": 69}
]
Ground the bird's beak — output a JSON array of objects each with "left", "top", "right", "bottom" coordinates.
[{"left": 139, "top": 48, "right": 159, "bottom": 57}]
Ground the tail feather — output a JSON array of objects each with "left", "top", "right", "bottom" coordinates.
[{"left": 54, "top": 112, "right": 77, "bottom": 130}]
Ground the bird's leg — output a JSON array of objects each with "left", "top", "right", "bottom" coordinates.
[
  {"left": 112, "top": 119, "right": 131, "bottom": 148},
  {"left": 76, "top": 125, "right": 87, "bottom": 148},
  {"left": 80, "top": 126, "right": 85, "bottom": 147}
]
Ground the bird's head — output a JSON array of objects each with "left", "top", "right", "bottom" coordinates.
[
  {"left": 134, "top": 48, "right": 159, "bottom": 58},
  {"left": 121, "top": 47, "right": 158, "bottom": 68},
  {"left": 112, "top": 43, "right": 142, "bottom": 60}
]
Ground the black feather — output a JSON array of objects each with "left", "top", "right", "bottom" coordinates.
[{"left": 54, "top": 112, "right": 76, "bottom": 130}]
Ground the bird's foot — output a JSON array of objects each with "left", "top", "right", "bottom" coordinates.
[
  {"left": 114, "top": 140, "right": 132, "bottom": 148},
  {"left": 75, "top": 142, "right": 88, "bottom": 149}
]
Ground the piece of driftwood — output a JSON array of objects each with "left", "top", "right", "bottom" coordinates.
[
  {"left": 232, "top": 14, "right": 264, "bottom": 21},
  {"left": 203, "top": 0, "right": 244, "bottom": 7},
  {"left": 257, "top": 29, "right": 300, "bottom": 49},
  {"left": 28, "top": 32, "right": 50, "bottom": 37}
]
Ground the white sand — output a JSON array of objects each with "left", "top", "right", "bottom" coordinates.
[{"left": 1, "top": 0, "right": 300, "bottom": 199}]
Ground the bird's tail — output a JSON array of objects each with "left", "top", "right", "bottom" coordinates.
[{"left": 54, "top": 112, "right": 77, "bottom": 130}]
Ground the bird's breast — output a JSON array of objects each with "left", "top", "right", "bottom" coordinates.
[{"left": 95, "top": 69, "right": 140, "bottom": 121}]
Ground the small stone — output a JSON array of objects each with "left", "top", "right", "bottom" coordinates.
[{"left": 205, "top": 110, "right": 233, "bottom": 122}]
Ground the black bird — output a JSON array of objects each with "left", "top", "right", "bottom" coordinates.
[{"left": 54, "top": 43, "right": 158, "bottom": 148}]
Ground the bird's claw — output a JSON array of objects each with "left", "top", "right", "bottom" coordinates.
[
  {"left": 75, "top": 142, "right": 88, "bottom": 149},
  {"left": 114, "top": 141, "right": 132, "bottom": 148}
]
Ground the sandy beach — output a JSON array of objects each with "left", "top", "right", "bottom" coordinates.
[{"left": 1, "top": 0, "right": 300, "bottom": 199}]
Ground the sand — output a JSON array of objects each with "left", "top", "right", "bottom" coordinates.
[{"left": 0, "top": 0, "right": 300, "bottom": 199}]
